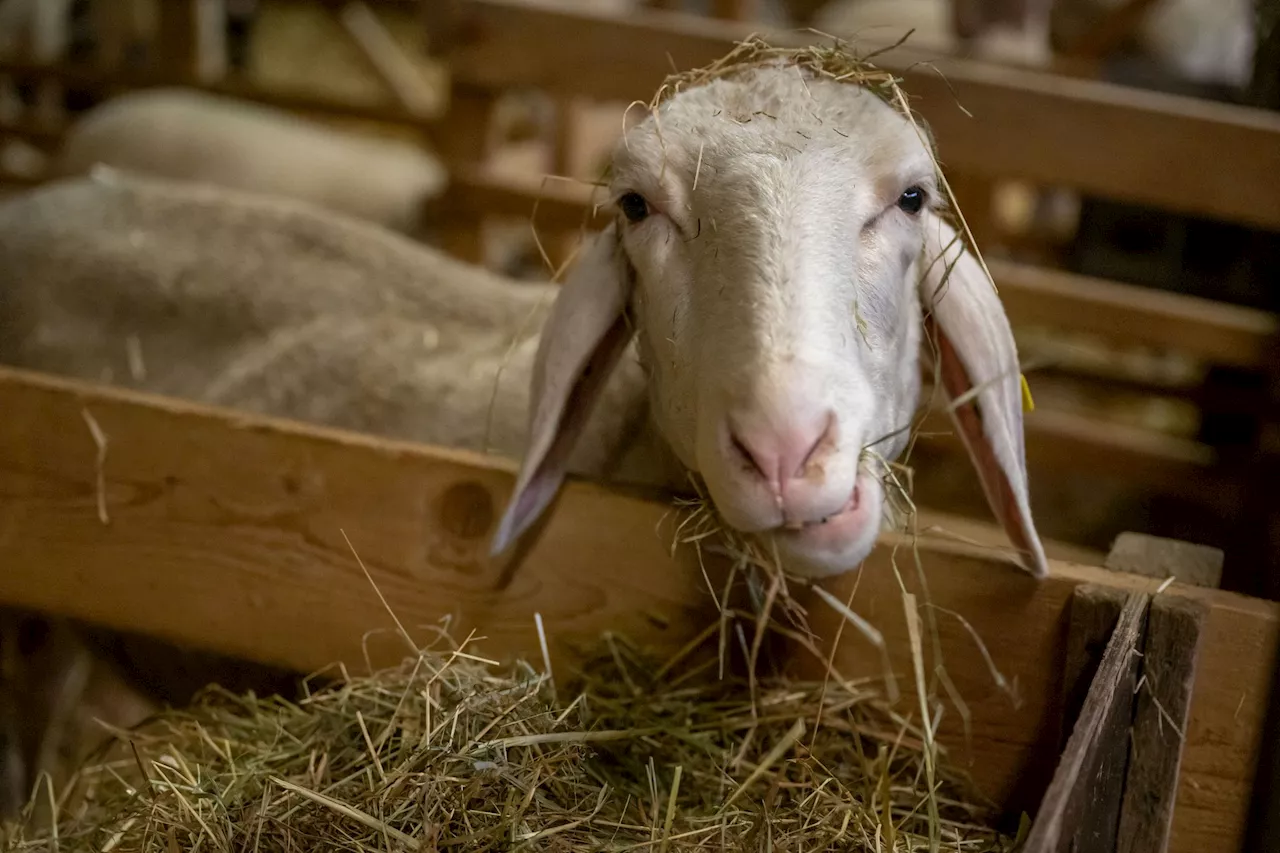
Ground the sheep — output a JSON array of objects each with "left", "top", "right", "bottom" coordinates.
[
  {"left": 0, "top": 167, "right": 665, "bottom": 493},
  {"left": 491, "top": 60, "right": 1049, "bottom": 579},
  {"left": 49, "top": 87, "right": 449, "bottom": 238},
  {"left": 0, "top": 62, "right": 1048, "bottom": 582},
  {"left": 0, "top": 59, "right": 1053, "bottom": 805}
]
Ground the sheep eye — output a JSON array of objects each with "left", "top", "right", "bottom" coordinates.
[
  {"left": 618, "top": 192, "right": 650, "bottom": 223},
  {"left": 897, "top": 186, "right": 925, "bottom": 215}
]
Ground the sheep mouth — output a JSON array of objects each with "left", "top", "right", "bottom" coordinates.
[
  {"left": 781, "top": 483, "right": 861, "bottom": 531},
  {"left": 770, "top": 467, "right": 881, "bottom": 544}
]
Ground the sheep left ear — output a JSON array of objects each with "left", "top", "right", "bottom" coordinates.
[
  {"left": 490, "top": 223, "right": 634, "bottom": 556},
  {"left": 918, "top": 211, "right": 1049, "bottom": 578}
]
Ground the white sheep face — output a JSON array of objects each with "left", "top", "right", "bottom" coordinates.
[
  {"left": 609, "top": 68, "right": 934, "bottom": 576},
  {"left": 494, "top": 62, "right": 1049, "bottom": 582}
]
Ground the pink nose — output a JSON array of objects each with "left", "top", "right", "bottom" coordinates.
[{"left": 728, "top": 408, "right": 837, "bottom": 493}]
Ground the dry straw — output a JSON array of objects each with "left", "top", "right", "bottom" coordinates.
[{"left": 0, "top": 623, "right": 1019, "bottom": 853}]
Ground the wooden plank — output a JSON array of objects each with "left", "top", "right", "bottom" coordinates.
[
  {"left": 988, "top": 262, "right": 1279, "bottom": 371},
  {"left": 1117, "top": 594, "right": 1208, "bottom": 853},
  {"left": 0, "top": 366, "right": 719, "bottom": 676},
  {"left": 917, "top": 405, "right": 1222, "bottom": 496},
  {"left": 1244, "top": 629, "right": 1280, "bottom": 848},
  {"left": 337, "top": 1, "right": 436, "bottom": 117},
  {"left": 1105, "top": 532, "right": 1224, "bottom": 589},
  {"left": 797, "top": 554, "right": 1274, "bottom": 853},
  {"left": 154, "top": 0, "right": 201, "bottom": 80},
  {"left": 1062, "top": 0, "right": 1161, "bottom": 60},
  {"left": 439, "top": 167, "right": 1279, "bottom": 369},
  {"left": 445, "top": 0, "right": 1280, "bottom": 230},
  {"left": 434, "top": 86, "right": 498, "bottom": 261},
  {"left": 0, "top": 364, "right": 1273, "bottom": 853},
  {"left": 0, "top": 59, "right": 441, "bottom": 129},
  {"left": 1060, "top": 585, "right": 1129, "bottom": 753},
  {"left": 1023, "top": 589, "right": 1149, "bottom": 852}
]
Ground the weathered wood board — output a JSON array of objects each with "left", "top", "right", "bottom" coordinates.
[
  {"left": 0, "top": 365, "right": 1273, "bottom": 853},
  {"left": 444, "top": 0, "right": 1280, "bottom": 231}
]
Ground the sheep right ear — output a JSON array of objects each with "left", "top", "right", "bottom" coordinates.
[
  {"left": 490, "top": 223, "right": 634, "bottom": 556},
  {"left": 918, "top": 211, "right": 1050, "bottom": 578}
]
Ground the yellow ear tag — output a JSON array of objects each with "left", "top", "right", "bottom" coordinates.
[{"left": 1020, "top": 373, "right": 1035, "bottom": 413}]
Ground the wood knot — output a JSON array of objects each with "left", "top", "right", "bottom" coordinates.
[{"left": 438, "top": 482, "right": 495, "bottom": 541}]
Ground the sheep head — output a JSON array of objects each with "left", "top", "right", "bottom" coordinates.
[{"left": 493, "top": 61, "right": 1049, "bottom": 580}]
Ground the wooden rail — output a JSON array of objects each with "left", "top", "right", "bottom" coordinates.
[
  {"left": 0, "top": 58, "right": 443, "bottom": 126},
  {"left": 0, "top": 364, "right": 1271, "bottom": 853},
  {"left": 441, "top": 0, "right": 1280, "bottom": 232}
]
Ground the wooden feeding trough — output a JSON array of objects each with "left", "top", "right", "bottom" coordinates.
[
  {"left": 0, "top": 1, "right": 1276, "bottom": 848},
  {"left": 0, "top": 363, "right": 1274, "bottom": 851}
]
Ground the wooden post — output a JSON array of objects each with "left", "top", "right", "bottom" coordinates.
[
  {"left": 1104, "top": 532, "right": 1224, "bottom": 589},
  {"left": 710, "top": 0, "right": 754, "bottom": 20},
  {"left": 338, "top": 1, "right": 436, "bottom": 117},
  {"left": 1024, "top": 588, "right": 1149, "bottom": 852},
  {"left": 1059, "top": 584, "right": 1129, "bottom": 751},
  {"left": 193, "top": 0, "right": 228, "bottom": 83},
  {"left": 1031, "top": 534, "right": 1217, "bottom": 850},
  {"left": 30, "top": 0, "right": 72, "bottom": 128},
  {"left": 435, "top": 85, "right": 497, "bottom": 264},
  {"left": 154, "top": 0, "right": 199, "bottom": 79},
  {"left": 420, "top": 0, "right": 494, "bottom": 264},
  {"left": 1116, "top": 594, "right": 1208, "bottom": 853}
]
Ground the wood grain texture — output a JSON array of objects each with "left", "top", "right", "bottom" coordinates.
[
  {"left": 1023, "top": 589, "right": 1148, "bottom": 853},
  {"left": 1117, "top": 594, "right": 1208, "bottom": 853},
  {"left": 1060, "top": 584, "right": 1129, "bottom": 753},
  {"left": 446, "top": 0, "right": 1280, "bottom": 230},
  {"left": 0, "top": 365, "right": 1273, "bottom": 853},
  {"left": 1106, "top": 532, "right": 1224, "bottom": 589},
  {"left": 0, "top": 367, "right": 720, "bottom": 676},
  {"left": 795, "top": 547, "right": 1275, "bottom": 853}
]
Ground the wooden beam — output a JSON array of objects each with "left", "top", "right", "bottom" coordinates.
[
  {"left": 444, "top": 0, "right": 1280, "bottom": 231},
  {"left": 0, "top": 367, "right": 720, "bottom": 677},
  {"left": 1117, "top": 594, "right": 1208, "bottom": 853},
  {"left": 336, "top": 1, "right": 436, "bottom": 117},
  {"left": 988, "top": 261, "right": 1278, "bottom": 371},
  {"left": 1024, "top": 588, "right": 1149, "bottom": 852},
  {"left": 1105, "top": 532, "right": 1224, "bottom": 589},
  {"left": 1062, "top": 0, "right": 1161, "bottom": 60},
  {"left": 154, "top": 0, "right": 201, "bottom": 80},
  {"left": 1059, "top": 584, "right": 1129, "bottom": 754},
  {"left": 919, "top": 405, "right": 1219, "bottom": 492},
  {"left": 797, "top": 553, "right": 1274, "bottom": 853},
  {"left": 0, "top": 59, "right": 441, "bottom": 129},
  {"left": 0, "top": 365, "right": 1271, "bottom": 853}
]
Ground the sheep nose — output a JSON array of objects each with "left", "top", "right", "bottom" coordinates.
[{"left": 727, "top": 408, "right": 837, "bottom": 492}]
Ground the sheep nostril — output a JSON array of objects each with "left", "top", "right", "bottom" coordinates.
[
  {"left": 797, "top": 412, "right": 838, "bottom": 477},
  {"left": 730, "top": 432, "right": 768, "bottom": 480}
]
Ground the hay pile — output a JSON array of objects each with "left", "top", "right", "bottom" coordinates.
[{"left": 0, "top": 626, "right": 1021, "bottom": 852}]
